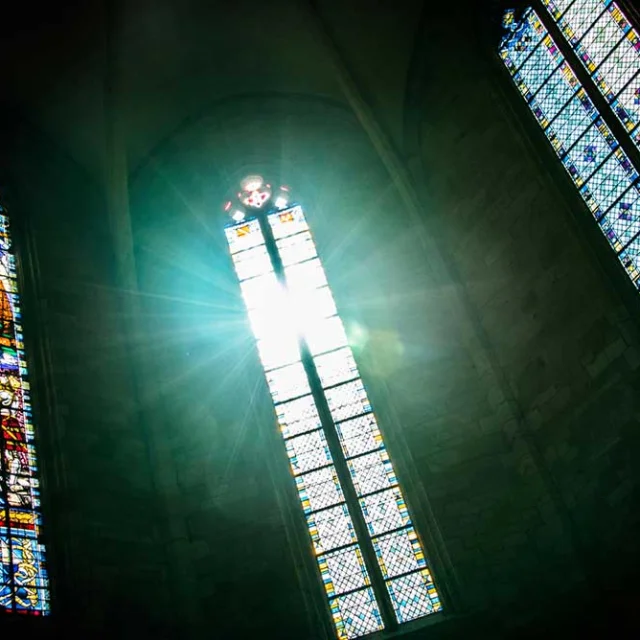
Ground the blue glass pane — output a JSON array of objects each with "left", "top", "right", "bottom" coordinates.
[
  {"left": 599, "top": 185, "right": 640, "bottom": 251},
  {"left": 619, "top": 240, "right": 640, "bottom": 288},
  {"left": 558, "top": 0, "right": 610, "bottom": 47},
  {"left": 580, "top": 149, "right": 638, "bottom": 218},
  {"left": 562, "top": 119, "right": 617, "bottom": 186},
  {"left": 545, "top": 90, "right": 598, "bottom": 156},
  {"left": 499, "top": 8, "right": 547, "bottom": 74},
  {"left": 541, "top": 0, "right": 575, "bottom": 21},
  {"left": 574, "top": 6, "right": 626, "bottom": 72},
  {"left": 612, "top": 72, "right": 640, "bottom": 137},
  {"left": 529, "top": 62, "right": 580, "bottom": 127},
  {"left": 501, "top": 9, "right": 640, "bottom": 294},
  {"left": 513, "top": 35, "right": 563, "bottom": 100}
]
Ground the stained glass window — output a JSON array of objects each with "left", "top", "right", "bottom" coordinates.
[
  {"left": 0, "top": 208, "right": 49, "bottom": 614},
  {"left": 225, "top": 186, "right": 442, "bottom": 638},
  {"left": 500, "top": 8, "right": 640, "bottom": 291},
  {"left": 541, "top": 0, "right": 640, "bottom": 147}
]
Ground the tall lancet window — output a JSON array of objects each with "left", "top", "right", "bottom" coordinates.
[
  {"left": 0, "top": 206, "right": 50, "bottom": 614},
  {"left": 499, "top": 5, "right": 640, "bottom": 291},
  {"left": 224, "top": 177, "right": 441, "bottom": 639}
]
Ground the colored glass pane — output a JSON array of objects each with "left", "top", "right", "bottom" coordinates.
[
  {"left": 227, "top": 201, "right": 441, "bottom": 633},
  {"left": 0, "top": 211, "right": 49, "bottom": 614},
  {"left": 501, "top": 9, "right": 640, "bottom": 292},
  {"left": 372, "top": 527, "right": 426, "bottom": 580},
  {"left": 542, "top": 1, "right": 640, "bottom": 148},
  {"left": 386, "top": 570, "right": 441, "bottom": 623}
]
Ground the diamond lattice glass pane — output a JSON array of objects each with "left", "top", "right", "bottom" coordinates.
[
  {"left": 231, "top": 244, "right": 272, "bottom": 281},
  {"left": 276, "top": 231, "right": 317, "bottom": 266},
  {"left": 314, "top": 347, "right": 359, "bottom": 388},
  {"left": 386, "top": 570, "right": 442, "bottom": 623},
  {"left": 285, "top": 429, "right": 332, "bottom": 475},
  {"left": 348, "top": 449, "right": 398, "bottom": 496},
  {"left": 277, "top": 395, "right": 322, "bottom": 438},
  {"left": 580, "top": 149, "right": 638, "bottom": 219},
  {"left": 268, "top": 206, "right": 309, "bottom": 239},
  {"left": 529, "top": 62, "right": 580, "bottom": 127},
  {"left": 599, "top": 185, "right": 640, "bottom": 250},
  {"left": 304, "top": 315, "right": 348, "bottom": 356},
  {"left": 325, "top": 380, "right": 372, "bottom": 423},
  {"left": 575, "top": 9, "right": 626, "bottom": 72},
  {"left": 512, "top": 35, "right": 562, "bottom": 100},
  {"left": 225, "top": 219, "right": 264, "bottom": 254},
  {"left": 307, "top": 504, "right": 358, "bottom": 554},
  {"left": 266, "top": 362, "right": 310, "bottom": 403},
  {"left": 330, "top": 588, "right": 385, "bottom": 640},
  {"left": 284, "top": 258, "right": 328, "bottom": 291},
  {"left": 360, "top": 487, "right": 411, "bottom": 536},
  {"left": 619, "top": 238, "right": 640, "bottom": 288},
  {"left": 612, "top": 71, "right": 640, "bottom": 135},
  {"left": 499, "top": 8, "right": 547, "bottom": 74},
  {"left": 318, "top": 545, "right": 370, "bottom": 598},
  {"left": 295, "top": 466, "right": 345, "bottom": 514},
  {"left": 562, "top": 120, "right": 617, "bottom": 185},
  {"left": 542, "top": 0, "right": 576, "bottom": 19},
  {"left": 336, "top": 414, "right": 384, "bottom": 459},
  {"left": 558, "top": 0, "right": 608, "bottom": 46},
  {"left": 372, "top": 527, "right": 426, "bottom": 579},
  {"left": 545, "top": 90, "right": 598, "bottom": 157}
]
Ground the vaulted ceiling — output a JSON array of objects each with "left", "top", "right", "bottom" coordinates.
[{"left": 0, "top": 0, "right": 427, "bottom": 178}]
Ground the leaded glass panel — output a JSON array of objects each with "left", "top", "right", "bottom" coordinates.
[
  {"left": 307, "top": 504, "right": 359, "bottom": 554},
  {"left": 276, "top": 395, "right": 322, "bottom": 438},
  {"left": 347, "top": 449, "right": 398, "bottom": 497},
  {"left": 386, "top": 570, "right": 441, "bottom": 624},
  {"left": 373, "top": 527, "right": 426, "bottom": 579},
  {"left": 542, "top": 0, "right": 576, "bottom": 20},
  {"left": 579, "top": 149, "right": 638, "bottom": 218},
  {"left": 266, "top": 362, "right": 310, "bottom": 403},
  {"left": 613, "top": 72, "right": 640, "bottom": 136},
  {"left": 268, "top": 206, "right": 309, "bottom": 239},
  {"left": 360, "top": 487, "right": 411, "bottom": 537},
  {"left": 0, "top": 211, "right": 49, "bottom": 614},
  {"left": 561, "top": 119, "right": 617, "bottom": 185},
  {"left": 499, "top": 8, "right": 547, "bottom": 74},
  {"left": 619, "top": 239, "right": 640, "bottom": 287},
  {"left": 295, "top": 466, "right": 345, "bottom": 514},
  {"left": 330, "top": 588, "right": 385, "bottom": 640},
  {"left": 336, "top": 414, "right": 384, "bottom": 459},
  {"left": 545, "top": 90, "right": 598, "bottom": 155},
  {"left": 575, "top": 7, "right": 626, "bottom": 72},
  {"left": 314, "top": 347, "right": 360, "bottom": 389},
  {"left": 530, "top": 62, "right": 580, "bottom": 127},
  {"left": 599, "top": 185, "right": 640, "bottom": 250},
  {"left": 225, "top": 218, "right": 264, "bottom": 254},
  {"left": 318, "top": 545, "right": 371, "bottom": 597},
  {"left": 512, "top": 35, "right": 562, "bottom": 100},
  {"left": 325, "top": 380, "right": 372, "bottom": 423},
  {"left": 558, "top": 0, "right": 609, "bottom": 46},
  {"left": 285, "top": 429, "right": 333, "bottom": 475}
]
